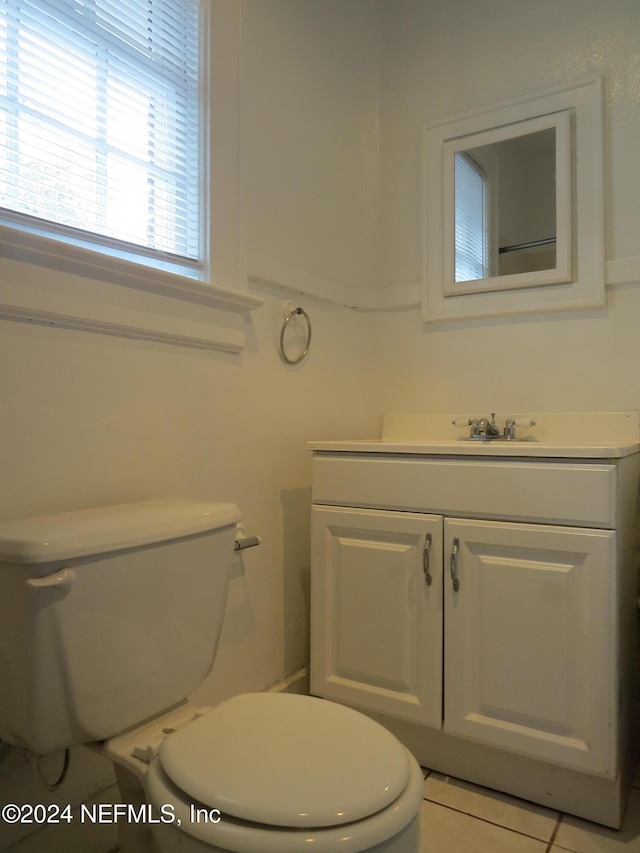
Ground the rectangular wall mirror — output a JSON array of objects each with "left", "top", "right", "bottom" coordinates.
[
  {"left": 444, "top": 111, "right": 571, "bottom": 296},
  {"left": 424, "top": 78, "right": 604, "bottom": 323},
  {"left": 464, "top": 129, "right": 556, "bottom": 279}
]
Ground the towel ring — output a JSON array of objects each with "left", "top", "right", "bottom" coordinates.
[{"left": 279, "top": 306, "right": 312, "bottom": 365}]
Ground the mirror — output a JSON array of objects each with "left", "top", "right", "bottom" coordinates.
[
  {"left": 423, "top": 78, "right": 605, "bottom": 323},
  {"left": 442, "top": 110, "right": 571, "bottom": 297},
  {"left": 454, "top": 128, "right": 557, "bottom": 283}
]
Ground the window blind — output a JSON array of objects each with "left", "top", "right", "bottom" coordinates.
[
  {"left": 454, "top": 151, "right": 487, "bottom": 283},
  {"left": 0, "top": 0, "right": 202, "bottom": 264}
]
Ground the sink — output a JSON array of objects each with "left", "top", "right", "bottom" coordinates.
[{"left": 308, "top": 412, "right": 640, "bottom": 460}]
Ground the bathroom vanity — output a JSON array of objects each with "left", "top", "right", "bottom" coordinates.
[{"left": 309, "top": 413, "right": 640, "bottom": 827}]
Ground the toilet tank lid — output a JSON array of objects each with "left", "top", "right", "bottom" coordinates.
[{"left": 0, "top": 499, "right": 241, "bottom": 564}]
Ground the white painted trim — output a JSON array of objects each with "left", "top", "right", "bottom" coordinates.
[
  {"left": 606, "top": 256, "right": 640, "bottom": 287},
  {"left": 0, "top": 254, "right": 250, "bottom": 353},
  {"left": 0, "top": 225, "right": 262, "bottom": 314},
  {"left": 248, "top": 253, "right": 640, "bottom": 315},
  {"left": 0, "top": 303, "right": 244, "bottom": 352},
  {"left": 375, "top": 284, "right": 422, "bottom": 311},
  {"left": 266, "top": 667, "right": 310, "bottom": 695},
  {"left": 248, "top": 254, "right": 377, "bottom": 309},
  {"left": 248, "top": 258, "right": 420, "bottom": 312}
]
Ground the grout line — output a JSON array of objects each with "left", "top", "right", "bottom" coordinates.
[
  {"left": 422, "top": 796, "right": 561, "bottom": 847},
  {"left": 544, "top": 814, "right": 563, "bottom": 853}
]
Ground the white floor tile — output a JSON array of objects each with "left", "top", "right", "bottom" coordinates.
[
  {"left": 420, "top": 799, "right": 548, "bottom": 853},
  {"left": 424, "top": 772, "right": 559, "bottom": 841},
  {"left": 4, "top": 784, "right": 119, "bottom": 853},
  {"left": 552, "top": 787, "right": 640, "bottom": 853}
]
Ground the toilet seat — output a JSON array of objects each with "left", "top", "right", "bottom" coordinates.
[
  {"left": 144, "top": 693, "right": 424, "bottom": 853},
  {"left": 159, "top": 692, "right": 409, "bottom": 826}
]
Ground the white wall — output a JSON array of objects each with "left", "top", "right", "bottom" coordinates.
[
  {"left": 375, "top": 0, "right": 640, "bottom": 416},
  {"left": 244, "top": 0, "right": 383, "bottom": 294}
]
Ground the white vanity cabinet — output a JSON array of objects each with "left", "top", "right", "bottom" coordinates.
[
  {"left": 444, "top": 518, "right": 615, "bottom": 774},
  {"left": 310, "top": 440, "right": 640, "bottom": 826},
  {"left": 313, "top": 505, "right": 615, "bottom": 775},
  {"left": 311, "top": 506, "right": 443, "bottom": 729}
]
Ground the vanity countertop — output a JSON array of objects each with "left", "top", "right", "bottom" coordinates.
[
  {"left": 308, "top": 413, "right": 640, "bottom": 459},
  {"left": 307, "top": 439, "right": 640, "bottom": 459}
]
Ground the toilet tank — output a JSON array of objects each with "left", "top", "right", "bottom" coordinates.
[{"left": 0, "top": 499, "right": 241, "bottom": 754}]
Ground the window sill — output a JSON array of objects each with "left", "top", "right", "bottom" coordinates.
[{"left": 0, "top": 224, "right": 262, "bottom": 351}]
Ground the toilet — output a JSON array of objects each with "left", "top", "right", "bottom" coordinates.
[{"left": 0, "top": 499, "right": 423, "bottom": 853}]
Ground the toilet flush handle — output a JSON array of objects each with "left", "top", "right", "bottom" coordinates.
[{"left": 27, "top": 568, "right": 76, "bottom": 592}]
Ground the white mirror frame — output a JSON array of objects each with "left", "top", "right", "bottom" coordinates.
[
  {"left": 443, "top": 111, "right": 571, "bottom": 296},
  {"left": 423, "top": 77, "right": 604, "bottom": 324}
]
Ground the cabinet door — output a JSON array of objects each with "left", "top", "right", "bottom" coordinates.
[
  {"left": 444, "top": 518, "right": 617, "bottom": 775},
  {"left": 311, "top": 506, "right": 443, "bottom": 727}
]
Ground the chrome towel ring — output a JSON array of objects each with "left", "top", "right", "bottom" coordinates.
[{"left": 279, "top": 305, "right": 312, "bottom": 364}]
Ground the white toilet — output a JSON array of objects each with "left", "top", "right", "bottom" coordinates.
[{"left": 0, "top": 499, "right": 423, "bottom": 853}]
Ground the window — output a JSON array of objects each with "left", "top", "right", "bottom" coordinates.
[
  {"left": 0, "top": 0, "right": 204, "bottom": 278},
  {"left": 454, "top": 151, "right": 487, "bottom": 283}
]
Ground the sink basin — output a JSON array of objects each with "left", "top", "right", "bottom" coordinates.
[{"left": 308, "top": 413, "right": 640, "bottom": 460}]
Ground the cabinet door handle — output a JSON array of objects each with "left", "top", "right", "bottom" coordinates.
[
  {"left": 450, "top": 538, "right": 460, "bottom": 591},
  {"left": 423, "top": 533, "right": 433, "bottom": 586}
]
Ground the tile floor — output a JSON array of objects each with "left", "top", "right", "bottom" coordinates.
[
  {"left": 419, "top": 768, "right": 640, "bottom": 853},
  {"left": 11, "top": 766, "right": 639, "bottom": 852}
]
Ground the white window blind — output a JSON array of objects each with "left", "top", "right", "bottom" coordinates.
[
  {"left": 0, "top": 0, "right": 202, "bottom": 269},
  {"left": 454, "top": 151, "right": 487, "bottom": 282}
]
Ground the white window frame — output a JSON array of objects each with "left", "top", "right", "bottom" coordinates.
[{"left": 0, "top": 0, "right": 261, "bottom": 352}]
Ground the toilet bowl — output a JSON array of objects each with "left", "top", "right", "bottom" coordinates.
[
  {"left": 0, "top": 499, "right": 423, "bottom": 852},
  {"left": 106, "top": 693, "right": 423, "bottom": 853}
]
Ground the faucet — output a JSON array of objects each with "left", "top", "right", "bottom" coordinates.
[
  {"left": 475, "top": 413, "right": 500, "bottom": 438},
  {"left": 452, "top": 413, "right": 537, "bottom": 440}
]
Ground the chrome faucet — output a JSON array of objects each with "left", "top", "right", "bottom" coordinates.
[
  {"left": 476, "top": 413, "right": 500, "bottom": 438},
  {"left": 452, "top": 414, "right": 537, "bottom": 440}
]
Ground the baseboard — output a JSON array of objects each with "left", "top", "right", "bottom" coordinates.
[{"left": 266, "top": 667, "right": 310, "bottom": 696}]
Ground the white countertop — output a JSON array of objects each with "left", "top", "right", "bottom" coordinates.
[
  {"left": 308, "top": 413, "right": 640, "bottom": 459},
  {"left": 307, "top": 438, "right": 639, "bottom": 459}
]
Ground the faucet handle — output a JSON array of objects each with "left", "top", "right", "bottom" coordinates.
[
  {"left": 504, "top": 417, "right": 536, "bottom": 439},
  {"left": 452, "top": 417, "right": 481, "bottom": 438}
]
